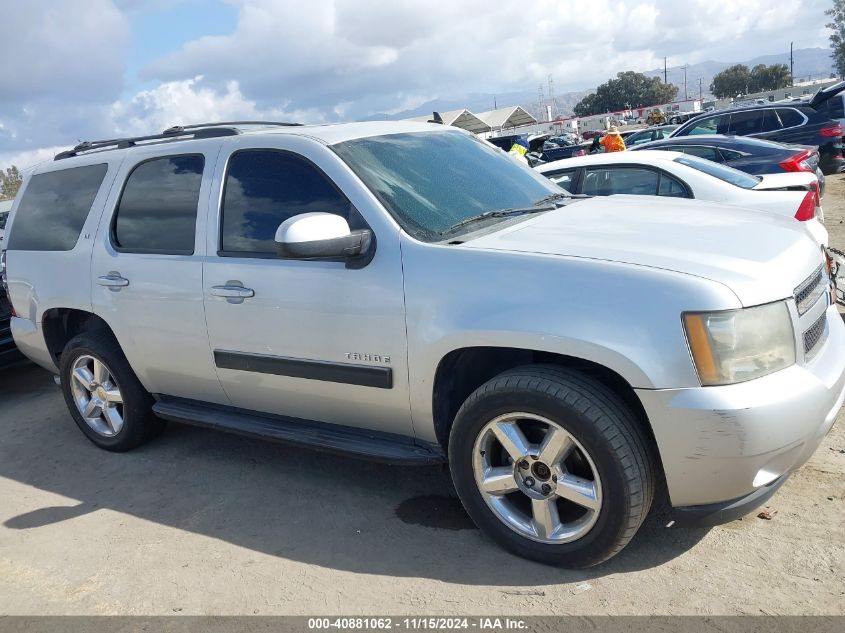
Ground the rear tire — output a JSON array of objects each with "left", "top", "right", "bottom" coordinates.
[
  {"left": 59, "top": 330, "right": 164, "bottom": 451},
  {"left": 449, "top": 365, "right": 654, "bottom": 568}
]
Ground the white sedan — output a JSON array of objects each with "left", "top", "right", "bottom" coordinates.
[{"left": 535, "top": 150, "right": 827, "bottom": 245}]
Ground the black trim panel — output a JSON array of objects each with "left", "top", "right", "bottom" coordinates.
[
  {"left": 214, "top": 350, "right": 393, "bottom": 389},
  {"left": 671, "top": 474, "right": 788, "bottom": 527},
  {"left": 152, "top": 396, "right": 443, "bottom": 465}
]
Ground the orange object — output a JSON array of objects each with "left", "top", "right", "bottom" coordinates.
[{"left": 600, "top": 134, "right": 626, "bottom": 153}]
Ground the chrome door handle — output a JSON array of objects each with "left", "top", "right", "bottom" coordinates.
[
  {"left": 211, "top": 285, "right": 255, "bottom": 299},
  {"left": 97, "top": 273, "right": 129, "bottom": 288}
]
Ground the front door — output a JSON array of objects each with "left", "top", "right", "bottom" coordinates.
[
  {"left": 202, "top": 137, "right": 413, "bottom": 437},
  {"left": 91, "top": 144, "right": 228, "bottom": 404}
]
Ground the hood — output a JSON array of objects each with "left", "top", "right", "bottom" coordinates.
[
  {"left": 462, "top": 196, "right": 823, "bottom": 307},
  {"left": 754, "top": 172, "right": 816, "bottom": 190}
]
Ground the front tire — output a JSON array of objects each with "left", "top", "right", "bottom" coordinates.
[
  {"left": 59, "top": 330, "right": 164, "bottom": 451},
  {"left": 449, "top": 365, "right": 654, "bottom": 568}
]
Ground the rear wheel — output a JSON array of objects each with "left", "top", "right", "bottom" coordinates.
[
  {"left": 449, "top": 365, "right": 654, "bottom": 567},
  {"left": 59, "top": 331, "right": 164, "bottom": 451}
]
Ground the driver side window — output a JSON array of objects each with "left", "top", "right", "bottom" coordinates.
[{"left": 220, "top": 150, "right": 357, "bottom": 257}]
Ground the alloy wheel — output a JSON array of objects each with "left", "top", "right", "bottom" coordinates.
[
  {"left": 69, "top": 355, "right": 125, "bottom": 437},
  {"left": 472, "top": 412, "right": 602, "bottom": 544}
]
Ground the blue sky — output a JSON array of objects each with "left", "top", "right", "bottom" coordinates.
[{"left": 0, "top": 0, "right": 836, "bottom": 170}]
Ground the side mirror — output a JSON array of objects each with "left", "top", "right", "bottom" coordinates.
[{"left": 275, "top": 212, "right": 373, "bottom": 263}]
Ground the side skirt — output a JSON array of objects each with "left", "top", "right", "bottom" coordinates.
[{"left": 152, "top": 395, "right": 445, "bottom": 465}]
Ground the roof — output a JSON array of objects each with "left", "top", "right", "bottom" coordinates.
[
  {"left": 404, "top": 109, "right": 491, "bottom": 133},
  {"left": 536, "top": 150, "right": 686, "bottom": 172},
  {"left": 632, "top": 134, "right": 788, "bottom": 151},
  {"left": 0, "top": 199, "right": 13, "bottom": 213},
  {"left": 475, "top": 106, "right": 537, "bottom": 129},
  {"left": 47, "top": 121, "right": 461, "bottom": 166}
]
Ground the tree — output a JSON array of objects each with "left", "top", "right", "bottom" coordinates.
[
  {"left": 828, "top": 0, "right": 845, "bottom": 78},
  {"left": 749, "top": 63, "right": 791, "bottom": 93},
  {"left": 0, "top": 165, "right": 22, "bottom": 199},
  {"left": 710, "top": 64, "right": 752, "bottom": 99},
  {"left": 573, "top": 71, "right": 678, "bottom": 117}
]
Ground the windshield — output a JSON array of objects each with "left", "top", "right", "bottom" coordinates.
[
  {"left": 673, "top": 155, "right": 761, "bottom": 189},
  {"left": 332, "top": 131, "right": 565, "bottom": 241}
]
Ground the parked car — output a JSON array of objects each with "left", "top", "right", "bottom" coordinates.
[
  {"left": 5, "top": 121, "right": 844, "bottom": 568},
  {"left": 540, "top": 135, "right": 588, "bottom": 162},
  {"left": 631, "top": 134, "right": 826, "bottom": 196},
  {"left": 670, "top": 82, "right": 845, "bottom": 174},
  {"left": 623, "top": 125, "right": 679, "bottom": 147},
  {"left": 668, "top": 112, "right": 696, "bottom": 125},
  {"left": 0, "top": 198, "right": 11, "bottom": 244},
  {"left": 0, "top": 198, "right": 24, "bottom": 368},
  {"left": 536, "top": 150, "right": 827, "bottom": 245}
]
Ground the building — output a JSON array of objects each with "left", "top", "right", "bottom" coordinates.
[{"left": 714, "top": 78, "right": 841, "bottom": 110}]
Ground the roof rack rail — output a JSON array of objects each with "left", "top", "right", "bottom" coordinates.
[{"left": 54, "top": 120, "right": 302, "bottom": 161}]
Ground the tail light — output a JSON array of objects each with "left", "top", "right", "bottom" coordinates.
[
  {"left": 819, "top": 123, "right": 844, "bottom": 137},
  {"left": 778, "top": 149, "right": 816, "bottom": 172},
  {"left": 794, "top": 190, "right": 817, "bottom": 221}
]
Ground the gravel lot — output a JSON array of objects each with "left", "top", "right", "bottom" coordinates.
[{"left": 0, "top": 178, "right": 844, "bottom": 616}]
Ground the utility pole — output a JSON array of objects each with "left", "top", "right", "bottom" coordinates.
[
  {"left": 664, "top": 57, "right": 668, "bottom": 84},
  {"left": 790, "top": 42, "right": 794, "bottom": 85},
  {"left": 547, "top": 74, "right": 556, "bottom": 120},
  {"left": 698, "top": 78, "right": 703, "bottom": 101},
  {"left": 681, "top": 64, "right": 689, "bottom": 100},
  {"left": 538, "top": 84, "right": 545, "bottom": 122}
]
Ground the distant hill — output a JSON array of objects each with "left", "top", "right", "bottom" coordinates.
[{"left": 369, "top": 47, "right": 835, "bottom": 121}]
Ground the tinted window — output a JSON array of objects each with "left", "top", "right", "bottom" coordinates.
[
  {"left": 0, "top": 212, "right": 8, "bottom": 231},
  {"left": 625, "top": 131, "right": 652, "bottom": 146},
  {"left": 720, "top": 149, "right": 744, "bottom": 161},
  {"left": 777, "top": 108, "right": 805, "bottom": 128},
  {"left": 582, "top": 168, "right": 659, "bottom": 196},
  {"left": 761, "top": 110, "right": 782, "bottom": 133},
  {"left": 674, "top": 156, "right": 760, "bottom": 189},
  {"left": 113, "top": 155, "right": 203, "bottom": 254},
  {"left": 332, "top": 132, "right": 562, "bottom": 241},
  {"left": 657, "top": 174, "right": 687, "bottom": 197},
  {"left": 726, "top": 110, "right": 763, "bottom": 135},
  {"left": 685, "top": 116, "right": 721, "bottom": 135},
  {"left": 545, "top": 169, "right": 577, "bottom": 190},
  {"left": 7, "top": 164, "right": 107, "bottom": 251},
  {"left": 222, "top": 150, "right": 354, "bottom": 254}
]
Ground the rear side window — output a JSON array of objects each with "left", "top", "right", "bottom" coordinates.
[
  {"left": 675, "top": 146, "right": 722, "bottom": 162},
  {"left": 726, "top": 110, "right": 763, "bottom": 135},
  {"left": 776, "top": 108, "right": 805, "bottom": 128},
  {"left": 112, "top": 155, "right": 204, "bottom": 254},
  {"left": 583, "top": 168, "right": 659, "bottom": 196},
  {"left": 7, "top": 164, "right": 107, "bottom": 251},
  {"left": 221, "top": 150, "right": 354, "bottom": 256}
]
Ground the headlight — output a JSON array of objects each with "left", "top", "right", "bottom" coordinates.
[{"left": 683, "top": 301, "right": 795, "bottom": 386}]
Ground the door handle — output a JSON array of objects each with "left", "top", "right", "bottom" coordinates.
[
  {"left": 211, "top": 284, "right": 255, "bottom": 299},
  {"left": 97, "top": 273, "right": 129, "bottom": 289}
]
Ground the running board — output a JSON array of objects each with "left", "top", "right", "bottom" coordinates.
[{"left": 152, "top": 397, "right": 445, "bottom": 465}]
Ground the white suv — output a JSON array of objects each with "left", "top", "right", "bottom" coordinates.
[{"left": 4, "top": 121, "right": 844, "bottom": 568}]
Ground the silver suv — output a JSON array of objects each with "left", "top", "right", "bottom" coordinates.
[{"left": 4, "top": 121, "right": 844, "bottom": 568}]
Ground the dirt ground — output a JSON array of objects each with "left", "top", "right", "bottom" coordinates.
[{"left": 0, "top": 179, "right": 844, "bottom": 616}]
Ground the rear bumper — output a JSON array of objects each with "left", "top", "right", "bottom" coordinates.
[
  {"left": 9, "top": 316, "right": 56, "bottom": 372},
  {"left": 637, "top": 303, "right": 845, "bottom": 512}
]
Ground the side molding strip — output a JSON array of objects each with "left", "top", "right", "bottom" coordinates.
[{"left": 214, "top": 350, "right": 393, "bottom": 389}]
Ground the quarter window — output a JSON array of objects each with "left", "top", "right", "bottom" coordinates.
[
  {"left": 545, "top": 168, "right": 577, "bottom": 191},
  {"left": 113, "top": 155, "right": 204, "bottom": 254},
  {"left": 776, "top": 108, "right": 805, "bottom": 128},
  {"left": 677, "top": 146, "right": 721, "bottom": 162},
  {"left": 685, "top": 116, "right": 721, "bottom": 135},
  {"left": 221, "top": 150, "right": 354, "bottom": 255},
  {"left": 7, "top": 164, "right": 107, "bottom": 252}
]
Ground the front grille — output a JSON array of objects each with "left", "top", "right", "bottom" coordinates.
[
  {"left": 794, "top": 264, "right": 826, "bottom": 315},
  {"left": 803, "top": 312, "right": 827, "bottom": 357}
]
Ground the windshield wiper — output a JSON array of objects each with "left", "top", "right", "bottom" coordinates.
[
  {"left": 532, "top": 192, "right": 572, "bottom": 206},
  {"left": 440, "top": 205, "right": 555, "bottom": 236}
]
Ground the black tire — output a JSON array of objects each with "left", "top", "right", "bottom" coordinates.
[
  {"left": 448, "top": 365, "right": 655, "bottom": 568},
  {"left": 59, "top": 330, "right": 165, "bottom": 451}
]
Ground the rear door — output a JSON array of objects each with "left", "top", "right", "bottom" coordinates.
[{"left": 91, "top": 142, "right": 228, "bottom": 404}]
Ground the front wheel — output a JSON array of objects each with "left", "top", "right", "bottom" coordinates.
[{"left": 449, "top": 365, "right": 655, "bottom": 567}]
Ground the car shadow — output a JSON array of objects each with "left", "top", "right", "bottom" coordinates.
[{"left": 0, "top": 363, "right": 708, "bottom": 585}]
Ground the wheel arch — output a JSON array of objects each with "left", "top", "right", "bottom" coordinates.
[
  {"left": 431, "top": 346, "right": 660, "bottom": 474},
  {"left": 42, "top": 308, "right": 118, "bottom": 367}
]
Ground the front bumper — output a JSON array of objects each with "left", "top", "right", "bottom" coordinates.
[{"left": 637, "top": 303, "right": 845, "bottom": 513}]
